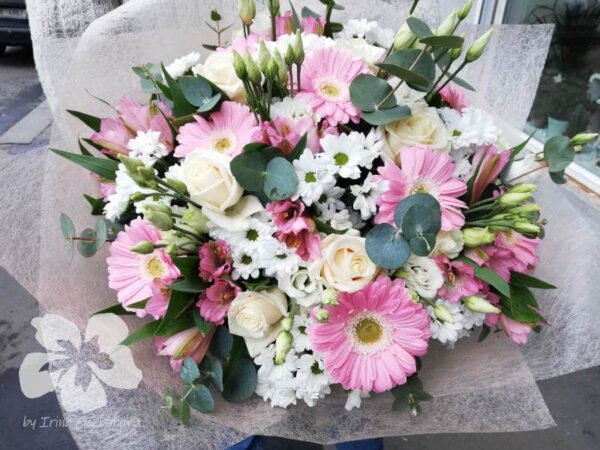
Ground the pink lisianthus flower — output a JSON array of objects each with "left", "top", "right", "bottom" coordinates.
[
  {"left": 439, "top": 84, "right": 469, "bottom": 111},
  {"left": 225, "top": 33, "right": 266, "bottom": 54},
  {"left": 197, "top": 279, "right": 241, "bottom": 325},
  {"left": 175, "top": 101, "right": 258, "bottom": 157},
  {"left": 199, "top": 240, "right": 232, "bottom": 282},
  {"left": 469, "top": 145, "right": 511, "bottom": 203},
  {"left": 266, "top": 200, "right": 310, "bottom": 234},
  {"left": 278, "top": 225, "right": 321, "bottom": 261},
  {"left": 154, "top": 327, "right": 215, "bottom": 372},
  {"left": 302, "top": 16, "right": 326, "bottom": 35},
  {"left": 374, "top": 146, "right": 467, "bottom": 231},
  {"left": 253, "top": 116, "right": 320, "bottom": 155},
  {"left": 307, "top": 276, "right": 431, "bottom": 393},
  {"left": 435, "top": 256, "right": 480, "bottom": 303},
  {"left": 297, "top": 48, "right": 369, "bottom": 126},
  {"left": 276, "top": 11, "right": 295, "bottom": 36},
  {"left": 499, "top": 315, "right": 532, "bottom": 345},
  {"left": 107, "top": 218, "right": 180, "bottom": 315}
]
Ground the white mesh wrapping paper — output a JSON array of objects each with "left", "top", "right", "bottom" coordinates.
[{"left": 1, "top": 0, "right": 598, "bottom": 447}]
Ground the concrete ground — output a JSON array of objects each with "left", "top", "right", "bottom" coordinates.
[{"left": 0, "top": 45, "right": 599, "bottom": 450}]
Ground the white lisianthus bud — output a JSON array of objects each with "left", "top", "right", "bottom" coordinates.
[
  {"left": 182, "top": 205, "right": 209, "bottom": 233},
  {"left": 292, "top": 30, "right": 304, "bottom": 65},
  {"left": 392, "top": 22, "right": 416, "bottom": 51},
  {"left": 434, "top": 303, "right": 454, "bottom": 323},
  {"left": 316, "top": 308, "right": 329, "bottom": 323},
  {"left": 458, "top": 0, "right": 473, "bottom": 21},
  {"left": 462, "top": 227, "right": 496, "bottom": 248},
  {"left": 267, "top": 0, "right": 280, "bottom": 16},
  {"left": 570, "top": 132, "right": 598, "bottom": 146},
  {"left": 463, "top": 295, "right": 501, "bottom": 314},
  {"left": 238, "top": 0, "right": 256, "bottom": 26},
  {"left": 257, "top": 40, "right": 271, "bottom": 73},
  {"left": 499, "top": 192, "right": 533, "bottom": 207},
  {"left": 514, "top": 222, "right": 540, "bottom": 235},
  {"left": 165, "top": 243, "right": 178, "bottom": 256},
  {"left": 321, "top": 288, "right": 339, "bottom": 306},
  {"left": 274, "top": 330, "right": 293, "bottom": 365},
  {"left": 130, "top": 240, "right": 155, "bottom": 254},
  {"left": 435, "top": 10, "right": 458, "bottom": 36},
  {"left": 508, "top": 183, "right": 536, "bottom": 194},
  {"left": 280, "top": 317, "right": 293, "bottom": 331},
  {"left": 232, "top": 50, "right": 247, "bottom": 81},
  {"left": 509, "top": 204, "right": 540, "bottom": 215},
  {"left": 466, "top": 29, "right": 494, "bottom": 62}
]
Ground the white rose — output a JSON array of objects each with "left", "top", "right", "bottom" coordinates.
[
  {"left": 382, "top": 107, "right": 449, "bottom": 163},
  {"left": 310, "top": 230, "right": 377, "bottom": 293},
  {"left": 192, "top": 51, "right": 245, "bottom": 103},
  {"left": 278, "top": 266, "right": 323, "bottom": 308},
  {"left": 228, "top": 288, "right": 288, "bottom": 357},
  {"left": 335, "top": 38, "right": 385, "bottom": 69},
  {"left": 181, "top": 150, "right": 243, "bottom": 212},
  {"left": 433, "top": 230, "right": 464, "bottom": 259},
  {"left": 401, "top": 255, "right": 444, "bottom": 300}
]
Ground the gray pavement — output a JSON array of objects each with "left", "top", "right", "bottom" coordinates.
[{"left": 1, "top": 44, "right": 599, "bottom": 450}]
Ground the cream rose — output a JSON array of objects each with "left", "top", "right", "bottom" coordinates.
[
  {"left": 181, "top": 150, "right": 243, "bottom": 212},
  {"left": 192, "top": 51, "right": 245, "bottom": 103},
  {"left": 310, "top": 230, "right": 377, "bottom": 293},
  {"left": 228, "top": 288, "right": 288, "bottom": 357},
  {"left": 400, "top": 255, "right": 444, "bottom": 300},
  {"left": 433, "top": 229, "right": 464, "bottom": 259},
  {"left": 382, "top": 106, "right": 449, "bottom": 163}
]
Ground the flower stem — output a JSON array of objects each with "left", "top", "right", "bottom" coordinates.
[
  {"left": 377, "top": 47, "right": 428, "bottom": 108},
  {"left": 432, "top": 60, "right": 467, "bottom": 96},
  {"left": 505, "top": 162, "right": 548, "bottom": 184},
  {"left": 172, "top": 225, "right": 203, "bottom": 241}
]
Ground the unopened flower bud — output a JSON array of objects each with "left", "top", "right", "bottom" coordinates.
[
  {"left": 316, "top": 308, "right": 329, "bottom": 323},
  {"left": 435, "top": 10, "right": 458, "bottom": 36},
  {"left": 466, "top": 28, "right": 494, "bottom": 62},
  {"left": 514, "top": 222, "right": 540, "bottom": 235},
  {"left": 145, "top": 203, "right": 172, "bottom": 216},
  {"left": 144, "top": 210, "right": 173, "bottom": 231},
  {"left": 499, "top": 192, "right": 532, "bottom": 207},
  {"left": 281, "top": 316, "right": 293, "bottom": 331},
  {"left": 463, "top": 295, "right": 500, "bottom": 314},
  {"left": 166, "top": 178, "right": 188, "bottom": 195},
  {"left": 267, "top": 0, "right": 280, "bottom": 16},
  {"left": 392, "top": 22, "right": 416, "bottom": 51},
  {"left": 449, "top": 35, "right": 464, "bottom": 60},
  {"left": 457, "top": 0, "right": 473, "bottom": 20},
  {"left": 257, "top": 40, "right": 271, "bottom": 73},
  {"left": 462, "top": 227, "right": 496, "bottom": 248},
  {"left": 284, "top": 44, "right": 295, "bottom": 66},
  {"left": 165, "top": 243, "right": 178, "bottom": 256},
  {"left": 570, "top": 132, "right": 598, "bottom": 146},
  {"left": 238, "top": 0, "right": 256, "bottom": 26},
  {"left": 232, "top": 50, "right": 247, "bottom": 81},
  {"left": 292, "top": 31, "right": 304, "bottom": 65},
  {"left": 266, "top": 58, "right": 279, "bottom": 81},
  {"left": 274, "top": 330, "right": 292, "bottom": 364},
  {"left": 118, "top": 154, "right": 144, "bottom": 176},
  {"left": 130, "top": 192, "right": 147, "bottom": 203},
  {"left": 408, "top": 289, "right": 420, "bottom": 303},
  {"left": 273, "top": 49, "right": 288, "bottom": 85},
  {"left": 244, "top": 51, "right": 262, "bottom": 85},
  {"left": 508, "top": 183, "right": 536, "bottom": 194},
  {"left": 434, "top": 303, "right": 454, "bottom": 323},
  {"left": 509, "top": 203, "right": 540, "bottom": 215},
  {"left": 321, "top": 288, "right": 339, "bottom": 306},
  {"left": 130, "top": 240, "right": 155, "bottom": 254},
  {"left": 137, "top": 166, "right": 156, "bottom": 183},
  {"left": 182, "top": 205, "right": 209, "bottom": 234}
]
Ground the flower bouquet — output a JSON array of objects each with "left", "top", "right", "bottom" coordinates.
[{"left": 52, "top": 0, "right": 596, "bottom": 422}]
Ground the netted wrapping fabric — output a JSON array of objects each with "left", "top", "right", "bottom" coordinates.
[{"left": 2, "top": 0, "right": 599, "bottom": 447}]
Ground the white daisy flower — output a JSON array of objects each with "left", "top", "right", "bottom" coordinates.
[
  {"left": 426, "top": 299, "right": 466, "bottom": 348},
  {"left": 261, "top": 241, "right": 302, "bottom": 279},
  {"left": 294, "top": 353, "right": 331, "bottom": 407},
  {"left": 344, "top": 389, "right": 370, "bottom": 411},
  {"left": 127, "top": 130, "right": 168, "bottom": 167},
  {"left": 254, "top": 345, "right": 298, "bottom": 409},
  {"left": 290, "top": 313, "right": 313, "bottom": 353},
  {"left": 165, "top": 52, "right": 202, "bottom": 79},
  {"left": 339, "top": 19, "right": 377, "bottom": 40},
  {"left": 293, "top": 149, "right": 336, "bottom": 206},
  {"left": 104, "top": 163, "right": 160, "bottom": 221},
  {"left": 320, "top": 133, "right": 366, "bottom": 179},
  {"left": 350, "top": 173, "right": 387, "bottom": 220},
  {"left": 460, "top": 306, "right": 486, "bottom": 333},
  {"left": 231, "top": 247, "right": 262, "bottom": 280},
  {"left": 270, "top": 97, "right": 315, "bottom": 121},
  {"left": 441, "top": 106, "right": 501, "bottom": 149}
]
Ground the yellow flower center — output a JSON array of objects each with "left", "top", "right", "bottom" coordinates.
[
  {"left": 354, "top": 318, "right": 383, "bottom": 345},
  {"left": 214, "top": 137, "right": 232, "bottom": 152},
  {"left": 320, "top": 83, "right": 340, "bottom": 97},
  {"left": 146, "top": 256, "right": 165, "bottom": 279}
]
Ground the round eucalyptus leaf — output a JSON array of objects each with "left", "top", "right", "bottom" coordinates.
[
  {"left": 230, "top": 151, "right": 267, "bottom": 192},
  {"left": 196, "top": 93, "right": 221, "bottom": 113},
  {"left": 543, "top": 136, "right": 575, "bottom": 173},
  {"left": 263, "top": 157, "right": 299, "bottom": 200},
  {"left": 60, "top": 213, "right": 75, "bottom": 239},
  {"left": 180, "top": 357, "right": 200, "bottom": 385},
  {"left": 419, "top": 35, "right": 464, "bottom": 49},
  {"left": 95, "top": 218, "right": 107, "bottom": 251},
  {"left": 178, "top": 76, "right": 213, "bottom": 107},
  {"left": 187, "top": 384, "right": 215, "bottom": 413},
  {"left": 77, "top": 228, "right": 97, "bottom": 258},
  {"left": 349, "top": 73, "right": 397, "bottom": 112},
  {"left": 210, "top": 326, "right": 233, "bottom": 360},
  {"left": 383, "top": 49, "right": 435, "bottom": 91},
  {"left": 223, "top": 357, "right": 257, "bottom": 402},
  {"left": 408, "top": 233, "right": 437, "bottom": 256},
  {"left": 401, "top": 204, "right": 433, "bottom": 237},
  {"left": 361, "top": 105, "right": 411, "bottom": 126},
  {"left": 394, "top": 193, "right": 441, "bottom": 231},
  {"left": 365, "top": 223, "right": 411, "bottom": 270}
]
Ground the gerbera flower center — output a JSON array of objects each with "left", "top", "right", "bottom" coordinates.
[
  {"left": 145, "top": 256, "right": 165, "bottom": 279},
  {"left": 214, "top": 136, "right": 233, "bottom": 152},
  {"left": 409, "top": 178, "right": 438, "bottom": 197},
  {"left": 346, "top": 312, "right": 391, "bottom": 354},
  {"left": 355, "top": 318, "right": 383, "bottom": 344},
  {"left": 316, "top": 78, "right": 344, "bottom": 101}
]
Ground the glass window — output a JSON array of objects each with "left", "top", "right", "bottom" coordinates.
[{"left": 501, "top": 0, "right": 600, "bottom": 178}]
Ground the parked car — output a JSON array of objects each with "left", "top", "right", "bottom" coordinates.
[{"left": 0, "top": 0, "right": 30, "bottom": 55}]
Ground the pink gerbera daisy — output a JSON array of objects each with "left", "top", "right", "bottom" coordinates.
[
  {"left": 175, "top": 101, "right": 258, "bottom": 157},
  {"left": 374, "top": 146, "right": 467, "bottom": 231},
  {"left": 307, "top": 276, "right": 431, "bottom": 393},
  {"left": 297, "top": 47, "right": 369, "bottom": 126},
  {"left": 107, "top": 219, "right": 180, "bottom": 315}
]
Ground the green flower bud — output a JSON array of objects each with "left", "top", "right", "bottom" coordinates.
[
  {"left": 499, "top": 192, "right": 532, "bottom": 207},
  {"left": 273, "top": 49, "right": 288, "bottom": 86},
  {"left": 244, "top": 51, "right": 262, "bottom": 85},
  {"left": 449, "top": 34, "right": 464, "bottom": 60},
  {"left": 145, "top": 210, "right": 173, "bottom": 231},
  {"left": 267, "top": 0, "right": 280, "bottom": 17},
  {"left": 145, "top": 203, "right": 172, "bottom": 216},
  {"left": 316, "top": 308, "right": 329, "bottom": 323},
  {"left": 321, "top": 288, "right": 339, "bottom": 306},
  {"left": 232, "top": 50, "right": 248, "bottom": 81},
  {"left": 508, "top": 183, "right": 536, "bottom": 194},
  {"left": 434, "top": 303, "right": 454, "bottom": 323},
  {"left": 392, "top": 22, "right": 416, "bottom": 51},
  {"left": 457, "top": 0, "right": 473, "bottom": 20},
  {"left": 292, "top": 31, "right": 304, "bottom": 65},
  {"left": 137, "top": 166, "right": 156, "bottom": 183},
  {"left": 165, "top": 243, "right": 178, "bottom": 256},
  {"left": 129, "top": 192, "right": 147, "bottom": 203},
  {"left": 462, "top": 227, "right": 496, "bottom": 248},
  {"left": 284, "top": 44, "right": 295, "bottom": 66},
  {"left": 182, "top": 205, "right": 209, "bottom": 234},
  {"left": 514, "top": 222, "right": 540, "bottom": 235},
  {"left": 266, "top": 58, "right": 279, "bottom": 82},
  {"left": 130, "top": 240, "right": 155, "bottom": 254},
  {"left": 570, "top": 132, "right": 598, "bottom": 146},
  {"left": 166, "top": 178, "right": 188, "bottom": 195},
  {"left": 238, "top": 0, "right": 255, "bottom": 26},
  {"left": 510, "top": 203, "right": 540, "bottom": 215},
  {"left": 408, "top": 289, "right": 420, "bottom": 303},
  {"left": 274, "top": 330, "right": 293, "bottom": 365},
  {"left": 463, "top": 295, "right": 500, "bottom": 314},
  {"left": 465, "top": 28, "right": 494, "bottom": 62},
  {"left": 281, "top": 316, "right": 293, "bottom": 331},
  {"left": 435, "top": 10, "right": 458, "bottom": 36},
  {"left": 257, "top": 40, "right": 271, "bottom": 73},
  {"left": 118, "top": 154, "right": 144, "bottom": 177}
]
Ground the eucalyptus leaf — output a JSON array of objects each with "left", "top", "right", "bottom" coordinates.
[
  {"left": 365, "top": 223, "right": 411, "bottom": 270},
  {"left": 452, "top": 76, "right": 476, "bottom": 91},
  {"left": 60, "top": 213, "right": 75, "bottom": 239},
  {"left": 210, "top": 326, "right": 233, "bottom": 360},
  {"left": 406, "top": 17, "right": 434, "bottom": 38},
  {"left": 77, "top": 228, "right": 97, "bottom": 258},
  {"left": 543, "top": 136, "right": 575, "bottom": 173},
  {"left": 95, "top": 219, "right": 107, "bottom": 251},
  {"left": 394, "top": 193, "right": 441, "bottom": 232},
  {"left": 382, "top": 49, "right": 435, "bottom": 90},
  {"left": 180, "top": 357, "right": 200, "bottom": 385},
  {"left": 222, "top": 357, "right": 257, "bottom": 402},
  {"left": 180, "top": 401, "right": 191, "bottom": 426},
  {"left": 361, "top": 105, "right": 411, "bottom": 126},
  {"left": 263, "top": 157, "right": 299, "bottom": 200},
  {"left": 419, "top": 35, "right": 464, "bottom": 48},
  {"left": 196, "top": 94, "right": 221, "bottom": 113},
  {"left": 178, "top": 76, "right": 213, "bottom": 107},
  {"left": 350, "top": 74, "right": 396, "bottom": 112},
  {"left": 230, "top": 151, "right": 267, "bottom": 192},
  {"left": 549, "top": 170, "right": 567, "bottom": 184}
]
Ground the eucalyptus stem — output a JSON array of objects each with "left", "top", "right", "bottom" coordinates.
[
  {"left": 426, "top": 59, "right": 452, "bottom": 99},
  {"left": 506, "top": 162, "right": 548, "bottom": 184},
  {"left": 409, "top": 0, "right": 420, "bottom": 14},
  {"left": 377, "top": 46, "right": 428, "bottom": 108},
  {"left": 433, "top": 60, "right": 467, "bottom": 96}
]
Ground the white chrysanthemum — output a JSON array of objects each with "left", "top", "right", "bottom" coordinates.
[
  {"left": 270, "top": 97, "right": 315, "bottom": 121},
  {"left": 313, "top": 187, "right": 353, "bottom": 230},
  {"left": 441, "top": 106, "right": 501, "bottom": 149},
  {"left": 261, "top": 241, "right": 302, "bottom": 279},
  {"left": 290, "top": 313, "right": 313, "bottom": 353},
  {"left": 294, "top": 353, "right": 331, "bottom": 407},
  {"left": 254, "top": 345, "right": 298, "bottom": 409},
  {"left": 266, "top": 32, "right": 335, "bottom": 58},
  {"left": 164, "top": 163, "right": 184, "bottom": 181},
  {"left": 127, "top": 130, "right": 168, "bottom": 167},
  {"left": 350, "top": 173, "right": 387, "bottom": 220},
  {"left": 230, "top": 247, "right": 262, "bottom": 280},
  {"left": 339, "top": 19, "right": 377, "bottom": 39},
  {"left": 344, "top": 389, "right": 370, "bottom": 411},
  {"left": 293, "top": 149, "right": 336, "bottom": 206},
  {"left": 460, "top": 306, "right": 486, "bottom": 332},
  {"left": 165, "top": 52, "right": 202, "bottom": 79},
  {"left": 401, "top": 255, "right": 444, "bottom": 300},
  {"left": 366, "top": 26, "right": 394, "bottom": 48},
  {"left": 104, "top": 163, "right": 157, "bottom": 221},
  {"left": 320, "top": 133, "right": 368, "bottom": 179},
  {"left": 427, "top": 299, "right": 465, "bottom": 347}
]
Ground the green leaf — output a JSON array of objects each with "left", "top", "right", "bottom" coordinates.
[
  {"left": 93, "top": 299, "right": 148, "bottom": 316},
  {"left": 478, "top": 324, "right": 491, "bottom": 342},
  {"left": 501, "top": 285, "right": 547, "bottom": 325},
  {"left": 241, "top": 276, "right": 276, "bottom": 291},
  {"left": 210, "top": 326, "right": 233, "bottom": 360},
  {"left": 178, "top": 76, "right": 213, "bottom": 107},
  {"left": 263, "top": 157, "right": 299, "bottom": 200},
  {"left": 314, "top": 218, "right": 347, "bottom": 235},
  {"left": 50, "top": 148, "right": 119, "bottom": 180},
  {"left": 121, "top": 320, "right": 161, "bottom": 346},
  {"left": 231, "top": 151, "right": 267, "bottom": 192},
  {"left": 419, "top": 35, "right": 464, "bottom": 48},
  {"left": 161, "top": 64, "right": 197, "bottom": 117},
  {"left": 391, "top": 375, "right": 432, "bottom": 411},
  {"left": 510, "top": 130, "right": 536, "bottom": 161},
  {"left": 196, "top": 94, "right": 221, "bottom": 113},
  {"left": 222, "top": 357, "right": 257, "bottom": 402},
  {"left": 187, "top": 384, "right": 215, "bottom": 413},
  {"left": 452, "top": 76, "right": 476, "bottom": 91},
  {"left": 165, "top": 395, "right": 178, "bottom": 418},
  {"left": 155, "top": 291, "right": 196, "bottom": 336},
  {"left": 301, "top": 6, "right": 320, "bottom": 18},
  {"left": 77, "top": 228, "right": 97, "bottom": 258},
  {"left": 365, "top": 224, "right": 411, "bottom": 270},
  {"left": 179, "top": 400, "right": 191, "bottom": 426},
  {"left": 457, "top": 256, "right": 511, "bottom": 298},
  {"left": 406, "top": 17, "right": 434, "bottom": 38},
  {"left": 95, "top": 218, "right": 107, "bottom": 251},
  {"left": 83, "top": 194, "right": 106, "bottom": 215},
  {"left": 376, "top": 63, "right": 428, "bottom": 89},
  {"left": 180, "top": 357, "right": 201, "bottom": 385},
  {"left": 394, "top": 193, "right": 441, "bottom": 230},
  {"left": 543, "top": 135, "right": 575, "bottom": 173},
  {"left": 288, "top": 132, "right": 308, "bottom": 161},
  {"left": 193, "top": 308, "right": 215, "bottom": 337},
  {"left": 398, "top": 195, "right": 441, "bottom": 257},
  {"left": 349, "top": 74, "right": 396, "bottom": 112},
  {"left": 381, "top": 49, "right": 435, "bottom": 90},
  {"left": 201, "top": 357, "right": 224, "bottom": 392},
  {"left": 170, "top": 277, "right": 208, "bottom": 293},
  {"left": 78, "top": 138, "right": 93, "bottom": 156},
  {"left": 66, "top": 109, "right": 102, "bottom": 132},
  {"left": 361, "top": 105, "right": 411, "bottom": 126},
  {"left": 510, "top": 272, "right": 556, "bottom": 289},
  {"left": 172, "top": 256, "right": 200, "bottom": 278},
  {"left": 60, "top": 213, "right": 75, "bottom": 239},
  {"left": 549, "top": 169, "right": 567, "bottom": 184}
]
